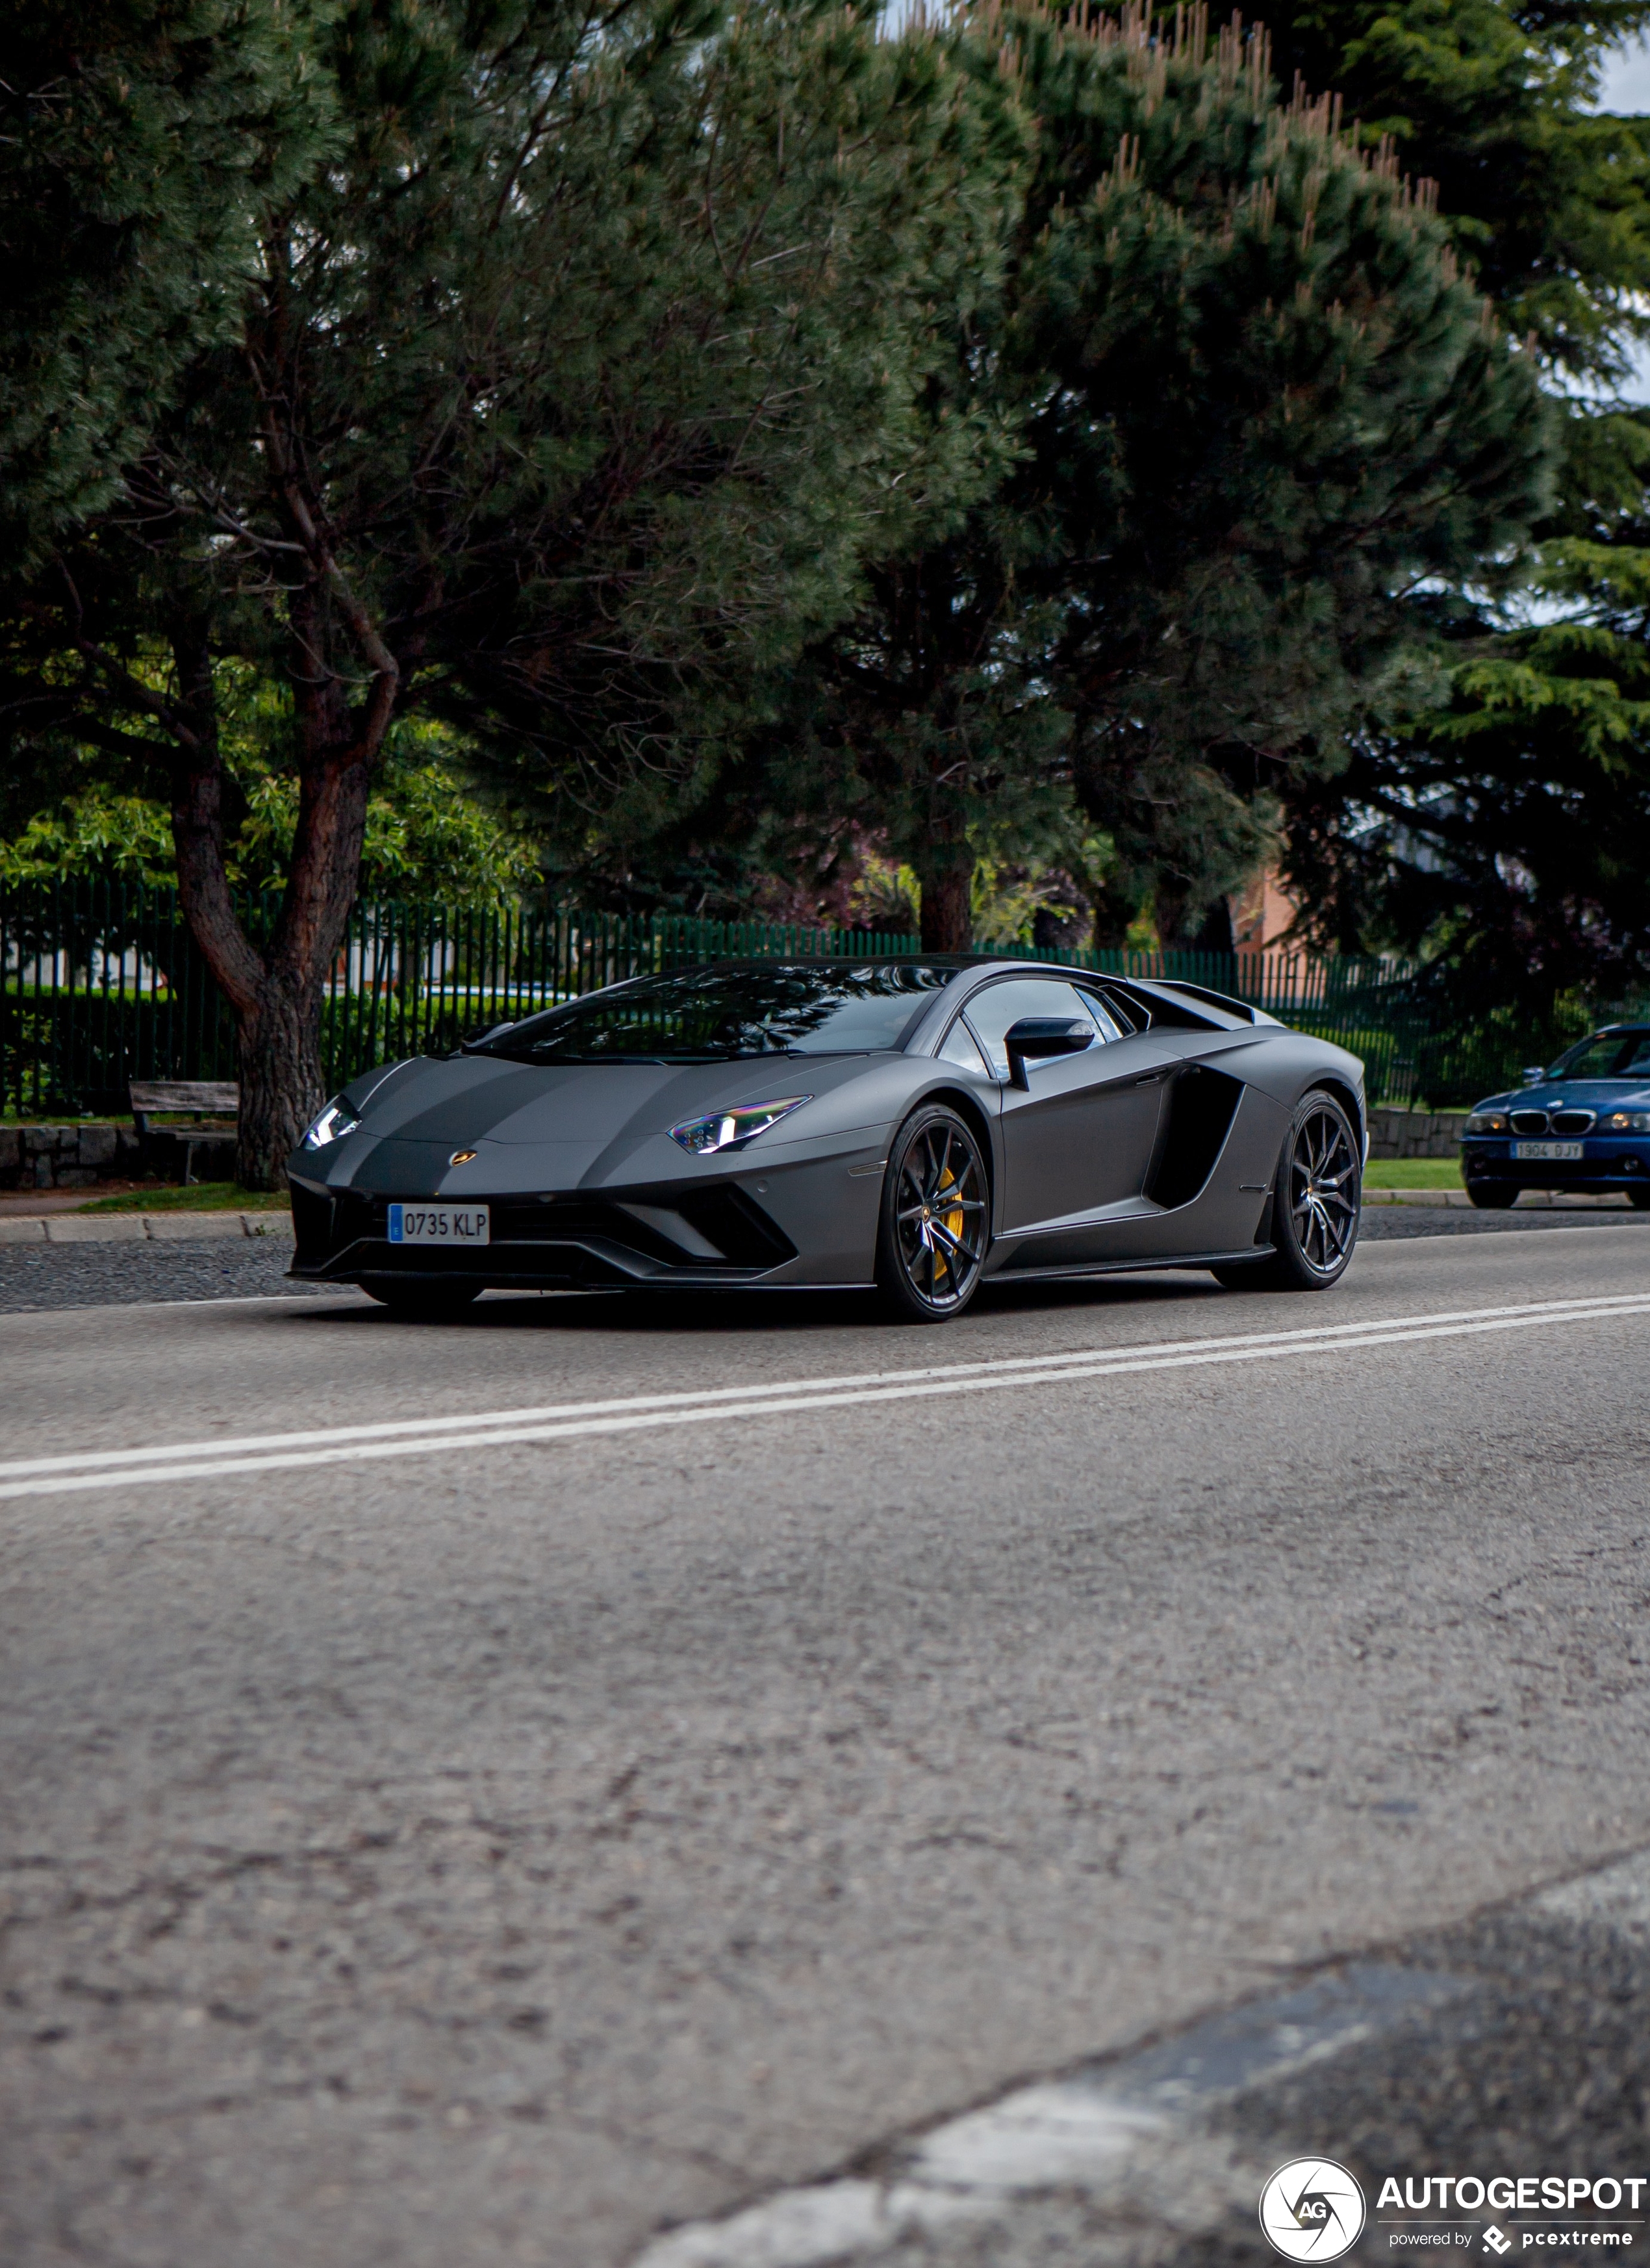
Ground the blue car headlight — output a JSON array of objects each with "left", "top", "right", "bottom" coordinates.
[
  {"left": 1464, "top": 1112, "right": 1508, "bottom": 1135},
  {"left": 668, "top": 1095, "right": 812, "bottom": 1155},
  {"left": 1603, "top": 1110, "right": 1650, "bottom": 1133},
  {"left": 302, "top": 1097, "right": 363, "bottom": 1149}
]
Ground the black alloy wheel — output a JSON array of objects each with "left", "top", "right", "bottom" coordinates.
[
  {"left": 877, "top": 1105, "right": 991, "bottom": 1322},
  {"left": 1212, "top": 1092, "right": 1361, "bottom": 1292},
  {"left": 1467, "top": 1180, "right": 1519, "bottom": 1210},
  {"left": 361, "top": 1278, "right": 483, "bottom": 1318}
]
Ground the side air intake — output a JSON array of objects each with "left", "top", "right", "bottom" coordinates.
[{"left": 1147, "top": 1066, "right": 1243, "bottom": 1210}]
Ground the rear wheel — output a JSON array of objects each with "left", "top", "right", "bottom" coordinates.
[
  {"left": 361, "top": 1278, "right": 483, "bottom": 1318},
  {"left": 876, "top": 1106, "right": 990, "bottom": 1323},
  {"left": 1212, "top": 1093, "right": 1360, "bottom": 1291},
  {"left": 1466, "top": 1180, "right": 1519, "bottom": 1210},
  {"left": 1629, "top": 1186, "right": 1650, "bottom": 1212}
]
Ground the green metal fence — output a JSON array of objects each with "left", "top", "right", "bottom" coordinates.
[{"left": 3, "top": 877, "right": 1637, "bottom": 1119}]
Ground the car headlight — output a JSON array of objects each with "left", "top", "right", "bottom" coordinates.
[
  {"left": 302, "top": 1097, "right": 363, "bottom": 1149},
  {"left": 1604, "top": 1110, "right": 1650, "bottom": 1133},
  {"left": 1464, "top": 1112, "right": 1508, "bottom": 1135},
  {"left": 667, "top": 1095, "right": 812, "bottom": 1155}
]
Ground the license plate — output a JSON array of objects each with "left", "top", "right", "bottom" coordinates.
[
  {"left": 1512, "top": 1141, "right": 1583, "bottom": 1161},
  {"left": 387, "top": 1203, "right": 490, "bottom": 1245}
]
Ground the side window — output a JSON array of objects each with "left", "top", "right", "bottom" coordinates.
[
  {"left": 1074, "top": 989, "right": 1123, "bottom": 1043},
  {"left": 962, "top": 978, "right": 1105, "bottom": 1080},
  {"left": 938, "top": 1019, "right": 991, "bottom": 1077},
  {"left": 1094, "top": 985, "right": 1146, "bottom": 1035}
]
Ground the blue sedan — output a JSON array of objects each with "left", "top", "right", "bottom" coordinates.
[{"left": 1459, "top": 1024, "right": 1650, "bottom": 1209}]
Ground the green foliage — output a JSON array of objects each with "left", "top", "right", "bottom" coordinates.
[
  {"left": 1, "top": 748, "right": 537, "bottom": 902},
  {"left": 1233, "top": 0, "right": 1650, "bottom": 389},
  {"left": 0, "top": 0, "right": 336, "bottom": 554},
  {"left": 1283, "top": 533, "right": 1650, "bottom": 1021},
  {"left": 0, "top": 791, "right": 176, "bottom": 885},
  {"left": 1, "top": 0, "right": 996, "bottom": 1174},
  {"left": 755, "top": 8, "right": 1553, "bottom": 948},
  {"left": 1256, "top": 0, "right": 1650, "bottom": 1014},
  {"left": 3, "top": 0, "right": 994, "bottom": 830}
]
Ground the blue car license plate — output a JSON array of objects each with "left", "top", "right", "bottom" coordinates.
[
  {"left": 388, "top": 1203, "right": 490, "bottom": 1245},
  {"left": 1512, "top": 1140, "right": 1583, "bottom": 1161}
]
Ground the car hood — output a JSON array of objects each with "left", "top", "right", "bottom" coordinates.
[
  {"left": 1473, "top": 1080, "right": 1650, "bottom": 1112},
  {"left": 305, "top": 1050, "right": 901, "bottom": 1195}
]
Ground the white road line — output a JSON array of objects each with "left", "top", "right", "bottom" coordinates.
[
  {"left": 0, "top": 1292, "right": 1642, "bottom": 1481},
  {"left": 3, "top": 1292, "right": 1648, "bottom": 1503}
]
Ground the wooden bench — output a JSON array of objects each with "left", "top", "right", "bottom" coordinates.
[{"left": 130, "top": 1081, "right": 239, "bottom": 1185}]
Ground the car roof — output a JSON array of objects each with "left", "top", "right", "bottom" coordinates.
[{"left": 623, "top": 957, "right": 1267, "bottom": 1034}]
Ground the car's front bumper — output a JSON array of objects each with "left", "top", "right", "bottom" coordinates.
[
  {"left": 1460, "top": 1139, "right": 1650, "bottom": 1193},
  {"left": 286, "top": 1177, "right": 809, "bottom": 1290}
]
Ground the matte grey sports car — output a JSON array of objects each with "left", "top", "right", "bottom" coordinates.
[{"left": 286, "top": 958, "right": 1366, "bottom": 1319}]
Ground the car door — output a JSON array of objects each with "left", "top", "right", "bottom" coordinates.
[{"left": 958, "top": 976, "right": 1174, "bottom": 1234}]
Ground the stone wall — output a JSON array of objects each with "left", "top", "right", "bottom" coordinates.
[
  {"left": 0, "top": 1124, "right": 149, "bottom": 1190},
  {"left": 1367, "top": 1106, "right": 1471, "bottom": 1160}
]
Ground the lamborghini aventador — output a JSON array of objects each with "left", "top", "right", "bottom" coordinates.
[{"left": 286, "top": 958, "right": 1366, "bottom": 1319}]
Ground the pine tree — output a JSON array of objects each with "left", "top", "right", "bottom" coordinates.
[
  {"left": 1283, "top": 542, "right": 1650, "bottom": 1032},
  {"left": 1239, "top": 0, "right": 1650, "bottom": 1003},
  {"left": 1, "top": 0, "right": 335, "bottom": 554},
  {"left": 763, "top": 6, "right": 1553, "bottom": 951},
  {"left": 1230, "top": 0, "right": 1650, "bottom": 390},
  {"left": 1, "top": 0, "right": 985, "bottom": 1181}
]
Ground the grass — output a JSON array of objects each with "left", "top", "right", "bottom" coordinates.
[
  {"left": 80, "top": 1181, "right": 290, "bottom": 1214},
  {"left": 1362, "top": 1158, "right": 1464, "bottom": 1188}
]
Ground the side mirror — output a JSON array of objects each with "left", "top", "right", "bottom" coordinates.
[
  {"left": 1522, "top": 1065, "right": 1547, "bottom": 1087},
  {"left": 1004, "top": 1016, "right": 1095, "bottom": 1090}
]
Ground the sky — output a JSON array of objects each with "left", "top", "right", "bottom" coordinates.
[{"left": 1597, "top": 37, "right": 1650, "bottom": 111}]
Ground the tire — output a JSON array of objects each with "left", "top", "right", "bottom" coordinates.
[
  {"left": 361, "top": 1278, "right": 483, "bottom": 1318},
  {"left": 1211, "top": 1091, "right": 1361, "bottom": 1292},
  {"left": 1629, "top": 1186, "right": 1650, "bottom": 1212},
  {"left": 876, "top": 1104, "right": 991, "bottom": 1323},
  {"left": 1466, "top": 1181, "right": 1519, "bottom": 1210}
]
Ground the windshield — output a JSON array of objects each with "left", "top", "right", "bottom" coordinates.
[
  {"left": 1549, "top": 1029, "right": 1650, "bottom": 1082},
  {"left": 467, "top": 962, "right": 958, "bottom": 1064}
]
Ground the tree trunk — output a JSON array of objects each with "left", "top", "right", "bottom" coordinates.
[
  {"left": 166, "top": 586, "right": 388, "bottom": 1189},
  {"left": 227, "top": 737, "right": 372, "bottom": 1186},
  {"left": 236, "top": 971, "right": 328, "bottom": 1187},
  {"left": 918, "top": 848, "right": 974, "bottom": 953},
  {"left": 1089, "top": 877, "right": 1139, "bottom": 952},
  {"left": 1153, "top": 879, "right": 1191, "bottom": 951}
]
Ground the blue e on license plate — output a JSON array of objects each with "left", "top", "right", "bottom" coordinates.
[{"left": 387, "top": 1203, "right": 490, "bottom": 1245}]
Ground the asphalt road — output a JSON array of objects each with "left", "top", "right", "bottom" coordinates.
[
  {"left": 0, "top": 1199, "right": 1644, "bottom": 1312},
  {"left": 3, "top": 1223, "right": 1650, "bottom": 2268}
]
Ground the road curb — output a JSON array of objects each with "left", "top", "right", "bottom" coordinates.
[
  {"left": 0, "top": 1210, "right": 290, "bottom": 1244},
  {"left": 630, "top": 1846, "right": 1650, "bottom": 2268},
  {"left": 1363, "top": 1187, "right": 1634, "bottom": 1210}
]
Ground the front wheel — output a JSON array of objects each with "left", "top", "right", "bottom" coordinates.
[
  {"left": 361, "top": 1278, "right": 483, "bottom": 1319},
  {"left": 876, "top": 1105, "right": 991, "bottom": 1323},
  {"left": 1467, "top": 1180, "right": 1519, "bottom": 1210},
  {"left": 1629, "top": 1186, "right": 1650, "bottom": 1212},
  {"left": 1212, "top": 1093, "right": 1361, "bottom": 1292}
]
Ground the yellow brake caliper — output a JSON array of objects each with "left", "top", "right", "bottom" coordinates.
[{"left": 937, "top": 1163, "right": 965, "bottom": 1282}]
